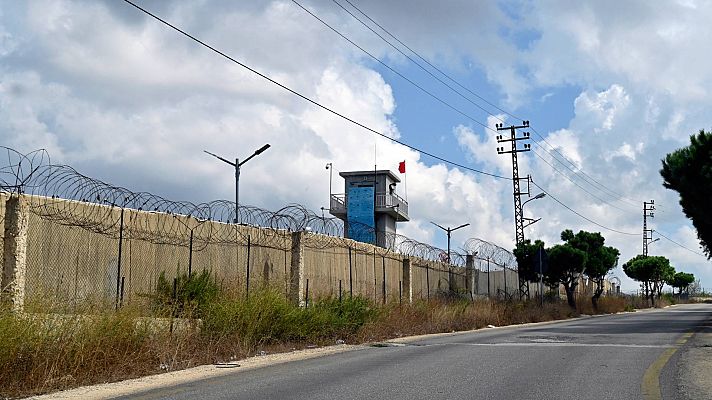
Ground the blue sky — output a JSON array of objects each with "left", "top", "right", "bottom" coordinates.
[{"left": 1, "top": 0, "right": 711, "bottom": 291}]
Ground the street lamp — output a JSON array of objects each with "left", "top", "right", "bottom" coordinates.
[
  {"left": 325, "top": 162, "right": 333, "bottom": 197},
  {"left": 204, "top": 144, "right": 271, "bottom": 223},
  {"left": 523, "top": 192, "right": 546, "bottom": 206},
  {"left": 430, "top": 222, "right": 470, "bottom": 265},
  {"left": 522, "top": 192, "right": 546, "bottom": 228}
]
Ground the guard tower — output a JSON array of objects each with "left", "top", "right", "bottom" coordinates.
[{"left": 329, "top": 170, "right": 409, "bottom": 247}]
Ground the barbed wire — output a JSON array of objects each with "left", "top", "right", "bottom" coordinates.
[
  {"left": 461, "top": 238, "right": 518, "bottom": 269},
  {"left": 1, "top": 147, "right": 517, "bottom": 269},
  {"left": 0, "top": 147, "right": 50, "bottom": 193}
]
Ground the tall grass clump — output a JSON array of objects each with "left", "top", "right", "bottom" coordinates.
[
  {"left": 152, "top": 269, "right": 219, "bottom": 318},
  {"left": 200, "top": 291, "right": 376, "bottom": 352},
  {"left": 0, "top": 307, "right": 165, "bottom": 399}
]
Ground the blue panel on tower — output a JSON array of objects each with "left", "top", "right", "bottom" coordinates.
[{"left": 347, "top": 185, "right": 375, "bottom": 244}]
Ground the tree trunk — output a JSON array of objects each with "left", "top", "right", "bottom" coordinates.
[
  {"left": 591, "top": 278, "right": 603, "bottom": 312},
  {"left": 564, "top": 282, "right": 577, "bottom": 309},
  {"left": 649, "top": 281, "right": 657, "bottom": 307},
  {"left": 644, "top": 281, "right": 650, "bottom": 307}
]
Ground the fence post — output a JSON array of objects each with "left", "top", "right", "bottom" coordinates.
[
  {"left": 426, "top": 264, "right": 430, "bottom": 300},
  {"left": 348, "top": 246, "right": 353, "bottom": 298},
  {"left": 465, "top": 255, "right": 474, "bottom": 300},
  {"left": 487, "top": 257, "right": 491, "bottom": 298},
  {"left": 188, "top": 228, "right": 194, "bottom": 277},
  {"left": 245, "top": 234, "right": 251, "bottom": 298},
  {"left": 1, "top": 194, "right": 29, "bottom": 313},
  {"left": 115, "top": 207, "right": 125, "bottom": 310},
  {"left": 402, "top": 258, "right": 412, "bottom": 304},
  {"left": 503, "top": 266, "right": 507, "bottom": 298},
  {"left": 381, "top": 256, "right": 386, "bottom": 304},
  {"left": 289, "top": 231, "right": 305, "bottom": 306}
]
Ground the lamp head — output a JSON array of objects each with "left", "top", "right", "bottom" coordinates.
[{"left": 255, "top": 144, "right": 271, "bottom": 155}]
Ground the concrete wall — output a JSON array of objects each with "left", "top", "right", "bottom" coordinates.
[{"left": 1, "top": 193, "right": 614, "bottom": 310}]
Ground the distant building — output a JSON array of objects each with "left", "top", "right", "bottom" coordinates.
[{"left": 329, "top": 170, "right": 409, "bottom": 247}]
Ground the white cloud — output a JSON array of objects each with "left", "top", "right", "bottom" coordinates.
[{"left": 1, "top": 0, "right": 710, "bottom": 291}]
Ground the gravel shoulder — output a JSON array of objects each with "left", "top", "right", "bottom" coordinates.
[{"left": 676, "top": 322, "right": 712, "bottom": 400}]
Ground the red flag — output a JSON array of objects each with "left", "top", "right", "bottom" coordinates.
[{"left": 398, "top": 161, "right": 406, "bottom": 174}]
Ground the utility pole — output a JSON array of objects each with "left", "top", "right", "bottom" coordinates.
[
  {"left": 643, "top": 200, "right": 655, "bottom": 256},
  {"left": 496, "top": 120, "right": 532, "bottom": 299}
]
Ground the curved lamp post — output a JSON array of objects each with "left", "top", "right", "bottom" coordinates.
[{"left": 204, "top": 144, "right": 270, "bottom": 223}]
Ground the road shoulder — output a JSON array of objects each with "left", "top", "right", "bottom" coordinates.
[{"left": 675, "top": 325, "right": 712, "bottom": 400}]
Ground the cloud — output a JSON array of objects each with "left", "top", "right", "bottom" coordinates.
[
  {"left": 1, "top": 0, "right": 709, "bottom": 291},
  {"left": 0, "top": 0, "right": 516, "bottom": 255}
]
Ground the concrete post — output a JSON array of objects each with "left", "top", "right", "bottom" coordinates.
[
  {"left": 289, "top": 231, "right": 305, "bottom": 306},
  {"left": 402, "top": 258, "right": 412, "bottom": 303},
  {"left": 2, "top": 195, "right": 29, "bottom": 312},
  {"left": 465, "top": 255, "right": 474, "bottom": 298}
]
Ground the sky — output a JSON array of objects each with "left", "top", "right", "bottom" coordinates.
[{"left": 1, "top": 0, "right": 710, "bottom": 292}]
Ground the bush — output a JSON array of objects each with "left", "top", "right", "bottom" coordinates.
[
  {"left": 200, "top": 291, "right": 376, "bottom": 350},
  {"left": 0, "top": 308, "right": 160, "bottom": 398},
  {"left": 153, "top": 270, "right": 219, "bottom": 318}
]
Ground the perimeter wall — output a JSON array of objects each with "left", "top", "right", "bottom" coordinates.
[{"left": 0, "top": 194, "right": 611, "bottom": 311}]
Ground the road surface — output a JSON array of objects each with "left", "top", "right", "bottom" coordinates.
[{"left": 120, "top": 304, "right": 712, "bottom": 400}]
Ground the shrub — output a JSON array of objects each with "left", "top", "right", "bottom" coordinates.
[
  {"left": 153, "top": 270, "right": 219, "bottom": 318},
  {"left": 200, "top": 291, "right": 376, "bottom": 351}
]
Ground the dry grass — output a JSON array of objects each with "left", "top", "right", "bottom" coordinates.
[
  {"left": 575, "top": 296, "right": 628, "bottom": 315},
  {"left": 1, "top": 293, "right": 627, "bottom": 399},
  {"left": 358, "top": 298, "right": 577, "bottom": 342}
]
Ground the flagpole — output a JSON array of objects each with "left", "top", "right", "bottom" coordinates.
[
  {"left": 398, "top": 160, "right": 408, "bottom": 201},
  {"left": 404, "top": 165, "right": 407, "bottom": 201}
]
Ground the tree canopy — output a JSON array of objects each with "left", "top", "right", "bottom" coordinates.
[
  {"left": 668, "top": 271, "right": 695, "bottom": 295},
  {"left": 513, "top": 239, "right": 545, "bottom": 283},
  {"left": 546, "top": 243, "right": 587, "bottom": 308},
  {"left": 555, "top": 230, "right": 619, "bottom": 308},
  {"left": 561, "top": 229, "right": 619, "bottom": 280},
  {"left": 623, "top": 255, "right": 675, "bottom": 306},
  {"left": 660, "top": 129, "right": 712, "bottom": 258}
]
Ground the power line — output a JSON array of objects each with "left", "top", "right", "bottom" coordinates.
[
  {"left": 121, "top": 0, "right": 510, "bottom": 180},
  {"left": 291, "top": 0, "right": 497, "bottom": 134},
  {"left": 529, "top": 128, "right": 642, "bottom": 209},
  {"left": 530, "top": 180, "right": 640, "bottom": 236},
  {"left": 334, "top": 0, "right": 646, "bottom": 209},
  {"left": 327, "top": 0, "right": 505, "bottom": 122},
  {"left": 295, "top": 0, "right": 644, "bottom": 243},
  {"left": 531, "top": 148, "right": 630, "bottom": 212},
  {"left": 124, "top": 0, "right": 643, "bottom": 241},
  {"left": 303, "top": 0, "right": 641, "bottom": 216},
  {"left": 335, "top": 0, "right": 512, "bottom": 119},
  {"left": 654, "top": 229, "right": 707, "bottom": 258}
]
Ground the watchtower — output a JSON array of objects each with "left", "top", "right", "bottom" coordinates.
[{"left": 329, "top": 170, "right": 409, "bottom": 247}]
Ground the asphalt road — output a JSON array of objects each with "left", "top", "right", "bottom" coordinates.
[{"left": 120, "top": 304, "right": 712, "bottom": 400}]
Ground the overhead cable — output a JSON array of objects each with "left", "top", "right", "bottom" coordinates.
[
  {"left": 530, "top": 180, "right": 640, "bottom": 236},
  {"left": 122, "top": 0, "right": 510, "bottom": 180},
  {"left": 334, "top": 0, "right": 647, "bottom": 209}
]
